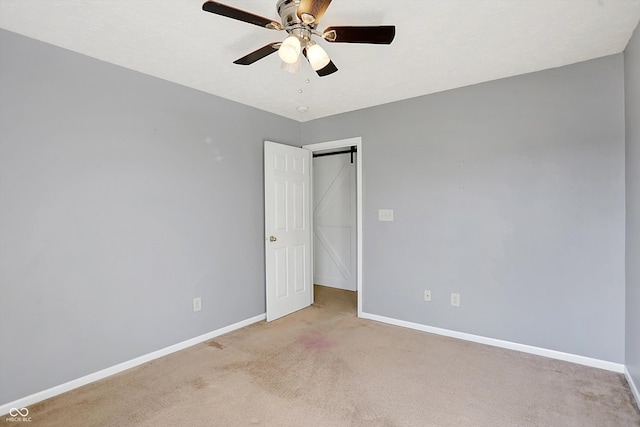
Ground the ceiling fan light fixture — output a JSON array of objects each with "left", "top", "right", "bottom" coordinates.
[
  {"left": 278, "top": 35, "right": 301, "bottom": 64},
  {"left": 306, "top": 43, "right": 330, "bottom": 71},
  {"left": 281, "top": 56, "right": 301, "bottom": 74}
]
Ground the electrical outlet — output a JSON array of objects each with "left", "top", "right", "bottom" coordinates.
[
  {"left": 193, "top": 297, "right": 202, "bottom": 312},
  {"left": 424, "top": 290, "right": 432, "bottom": 302},
  {"left": 451, "top": 293, "right": 460, "bottom": 307}
]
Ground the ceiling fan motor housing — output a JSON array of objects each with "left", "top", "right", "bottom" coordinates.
[
  {"left": 277, "top": 0, "right": 315, "bottom": 49},
  {"left": 277, "top": 0, "right": 305, "bottom": 28}
]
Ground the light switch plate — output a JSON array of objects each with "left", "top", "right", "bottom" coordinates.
[{"left": 379, "top": 209, "right": 394, "bottom": 222}]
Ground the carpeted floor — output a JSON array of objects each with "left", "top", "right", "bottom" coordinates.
[{"left": 4, "top": 285, "right": 639, "bottom": 426}]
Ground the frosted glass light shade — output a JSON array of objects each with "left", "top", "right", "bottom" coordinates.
[
  {"left": 306, "top": 43, "right": 330, "bottom": 71},
  {"left": 281, "top": 56, "right": 301, "bottom": 74},
  {"left": 278, "top": 35, "right": 301, "bottom": 64}
]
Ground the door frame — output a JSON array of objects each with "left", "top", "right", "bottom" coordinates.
[{"left": 303, "top": 137, "right": 363, "bottom": 317}]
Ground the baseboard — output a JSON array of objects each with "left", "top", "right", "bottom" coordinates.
[
  {"left": 360, "top": 312, "right": 625, "bottom": 373},
  {"left": 0, "top": 313, "right": 266, "bottom": 416},
  {"left": 626, "top": 366, "right": 640, "bottom": 407}
]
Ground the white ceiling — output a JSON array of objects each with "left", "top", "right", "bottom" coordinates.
[{"left": 1, "top": 1, "right": 639, "bottom": 122}]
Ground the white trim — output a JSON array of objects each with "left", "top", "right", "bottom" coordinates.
[
  {"left": 303, "top": 137, "right": 363, "bottom": 317},
  {"left": 360, "top": 312, "right": 625, "bottom": 373},
  {"left": 0, "top": 314, "right": 265, "bottom": 415},
  {"left": 625, "top": 366, "right": 640, "bottom": 407}
]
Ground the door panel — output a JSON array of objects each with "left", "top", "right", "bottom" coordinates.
[{"left": 265, "top": 141, "right": 312, "bottom": 321}]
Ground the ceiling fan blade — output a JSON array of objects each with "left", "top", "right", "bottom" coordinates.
[
  {"left": 323, "top": 26, "right": 396, "bottom": 44},
  {"left": 202, "top": 1, "right": 283, "bottom": 30},
  {"left": 297, "top": 0, "right": 333, "bottom": 25},
  {"left": 233, "top": 43, "right": 281, "bottom": 65},
  {"left": 315, "top": 60, "right": 338, "bottom": 77}
]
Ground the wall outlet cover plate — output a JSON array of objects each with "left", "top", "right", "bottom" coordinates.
[{"left": 451, "top": 293, "right": 460, "bottom": 307}]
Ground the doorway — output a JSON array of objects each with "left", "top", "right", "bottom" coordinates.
[{"left": 304, "top": 137, "right": 363, "bottom": 317}]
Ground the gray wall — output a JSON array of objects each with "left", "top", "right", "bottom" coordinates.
[
  {"left": 0, "top": 26, "right": 632, "bottom": 407},
  {"left": 302, "top": 55, "right": 626, "bottom": 363},
  {"left": 625, "top": 24, "right": 640, "bottom": 392},
  {"left": 0, "top": 29, "right": 300, "bottom": 404}
]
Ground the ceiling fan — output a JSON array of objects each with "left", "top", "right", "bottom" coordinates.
[{"left": 202, "top": 0, "right": 396, "bottom": 77}]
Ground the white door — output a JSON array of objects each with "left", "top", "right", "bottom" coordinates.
[
  {"left": 313, "top": 153, "right": 357, "bottom": 291},
  {"left": 264, "top": 141, "right": 312, "bottom": 322}
]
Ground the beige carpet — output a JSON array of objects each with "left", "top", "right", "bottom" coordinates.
[{"left": 4, "top": 286, "right": 639, "bottom": 426}]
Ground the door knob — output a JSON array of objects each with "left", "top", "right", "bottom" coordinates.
[{"left": 269, "top": 236, "right": 277, "bottom": 242}]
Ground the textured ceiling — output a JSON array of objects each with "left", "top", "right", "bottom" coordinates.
[{"left": 1, "top": 1, "right": 639, "bottom": 122}]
